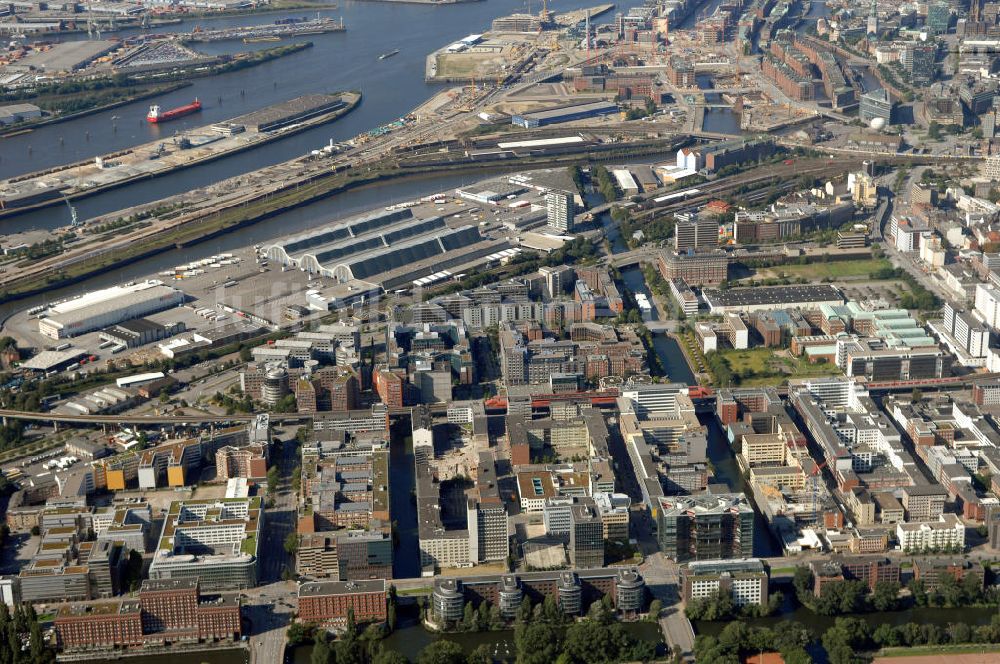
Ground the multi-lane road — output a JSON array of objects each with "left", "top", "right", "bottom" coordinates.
[{"left": 246, "top": 429, "right": 298, "bottom": 664}]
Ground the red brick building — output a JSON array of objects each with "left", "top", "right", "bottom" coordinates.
[
  {"left": 374, "top": 368, "right": 405, "bottom": 408},
  {"left": 54, "top": 580, "right": 241, "bottom": 652},
  {"left": 139, "top": 579, "right": 241, "bottom": 643},
  {"left": 55, "top": 601, "right": 144, "bottom": 651},
  {"left": 297, "top": 579, "right": 387, "bottom": 627}
]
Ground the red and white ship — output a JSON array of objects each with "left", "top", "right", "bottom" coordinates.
[{"left": 147, "top": 99, "right": 202, "bottom": 124}]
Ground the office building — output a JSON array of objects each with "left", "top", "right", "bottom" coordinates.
[
  {"left": 657, "top": 250, "right": 729, "bottom": 286},
  {"left": 54, "top": 579, "right": 241, "bottom": 652},
  {"left": 674, "top": 217, "right": 719, "bottom": 252},
  {"left": 680, "top": 558, "right": 769, "bottom": 607},
  {"left": 594, "top": 492, "right": 630, "bottom": 542},
  {"left": 138, "top": 579, "right": 241, "bottom": 642},
  {"left": 543, "top": 496, "right": 576, "bottom": 535},
  {"left": 468, "top": 452, "right": 509, "bottom": 563},
  {"left": 149, "top": 498, "right": 261, "bottom": 591},
  {"left": 297, "top": 530, "right": 392, "bottom": 581},
  {"left": 974, "top": 283, "right": 1000, "bottom": 329},
  {"left": 297, "top": 580, "right": 387, "bottom": 627},
  {"left": 569, "top": 499, "right": 604, "bottom": 568},
  {"left": 656, "top": 493, "right": 754, "bottom": 562},
  {"left": 859, "top": 88, "right": 893, "bottom": 124},
  {"left": 430, "top": 568, "right": 646, "bottom": 624}
]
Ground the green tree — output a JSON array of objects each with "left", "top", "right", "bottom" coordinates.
[
  {"left": 466, "top": 644, "right": 493, "bottom": 664},
  {"left": 648, "top": 598, "right": 663, "bottom": 621},
  {"left": 515, "top": 622, "right": 562, "bottom": 664},
  {"left": 284, "top": 532, "right": 299, "bottom": 556},
  {"left": 870, "top": 581, "right": 901, "bottom": 612},
  {"left": 373, "top": 649, "right": 410, "bottom": 664},
  {"left": 267, "top": 464, "right": 280, "bottom": 489},
  {"left": 311, "top": 631, "right": 333, "bottom": 664},
  {"left": 286, "top": 622, "right": 316, "bottom": 647},
  {"left": 515, "top": 597, "right": 533, "bottom": 624},
  {"left": 462, "top": 602, "right": 477, "bottom": 632},
  {"left": 417, "top": 640, "right": 466, "bottom": 664}
]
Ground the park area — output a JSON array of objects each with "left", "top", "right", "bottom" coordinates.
[
  {"left": 754, "top": 257, "right": 893, "bottom": 281},
  {"left": 715, "top": 347, "right": 844, "bottom": 387}
]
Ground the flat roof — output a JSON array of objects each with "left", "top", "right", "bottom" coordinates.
[
  {"left": 298, "top": 579, "right": 386, "bottom": 597},
  {"left": 231, "top": 94, "right": 343, "bottom": 130},
  {"left": 705, "top": 284, "right": 843, "bottom": 308},
  {"left": 14, "top": 40, "right": 116, "bottom": 71},
  {"left": 497, "top": 136, "right": 585, "bottom": 149},
  {"left": 20, "top": 348, "right": 86, "bottom": 371},
  {"left": 520, "top": 101, "right": 618, "bottom": 121}
]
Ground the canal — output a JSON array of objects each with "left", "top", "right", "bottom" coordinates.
[
  {"left": 389, "top": 420, "right": 421, "bottom": 579},
  {"left": 88, "top": 649, "right": 249, "bottom": 664}
]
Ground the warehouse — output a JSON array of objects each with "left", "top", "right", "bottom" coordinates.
[
  {"left": 7, "top": 40, "right": 117, "bottom": 73},
  {"left": 0, "top": 103, "right": 41, "bottom": 126},
  {"left": 263, "top": 208, "right": 490, "bottom": 284},
  {"left": 39, "top": 281, "right": 185, "bottom": 340},
  {"left": 231, "top": 94, "right": 345, "bottom": 132},
  {"left": 703, "top": 284, "right": 844, "bottom": 314},
  {"left": 511, "top": 101, "right": 619, "bottom": 128}
]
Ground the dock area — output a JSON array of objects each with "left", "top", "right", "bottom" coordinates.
[
  {"left": 0, "top": 92, "right": 361, "bottom": 218},
  {"left": 181, "top": 17, "right": 345, "bottom": 43}
]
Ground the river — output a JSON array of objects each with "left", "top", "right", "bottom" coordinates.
[
  {"left": 88, "top": 648, "right": 250, "bottom": 664},
  {"left": 1, "top": 0, "right": 639, "bottom": 233}
]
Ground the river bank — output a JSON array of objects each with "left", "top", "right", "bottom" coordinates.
[
  {"left": 59, "top": 644, "right": 248, "bottom": 663},
  {"left": 0, "top": 88, "right": 360, "bottom": 220},
  {"left": 0, "top": 136, "right": 681, "bottom": 301},
  {"left": 0, "top": 82, "right": 193, "bottom": 139},
  {"left": 0, "top": 42, "right": 315, "bottom": 138}
]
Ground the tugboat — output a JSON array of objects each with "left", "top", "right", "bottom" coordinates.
[
  {"left": 378, "top": 49, "right": 400, "bottom": 60},
  {"left": 147, "top": 99, "right": 202, "bottom": 124}
]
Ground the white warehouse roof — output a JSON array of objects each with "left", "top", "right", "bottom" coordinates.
[{"left": 40, "top": 281, "right": 183, "bottom": 338}]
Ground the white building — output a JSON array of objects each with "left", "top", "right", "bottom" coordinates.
[
  {"left": 545, "top": 190, "right": 575, "bottom": 232},
  {"left": 543, "top": 496, "right": 575, "bottom": 535},
  {"left": 39, "top": 281, "right": 183, "bottom": 340},
  {"left": 896, "top": 513, "right": 965, "bottom": 552},
  {"left": 974, "top": 283, "right": 1000, "bottom": 329}
]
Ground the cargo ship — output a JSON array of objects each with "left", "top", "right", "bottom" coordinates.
[
  {"left": 147, "top": 99, "right": 202, "bottom": 124},
  {"left": 379, "top": 49, "right": 399, "bottom": 60}
]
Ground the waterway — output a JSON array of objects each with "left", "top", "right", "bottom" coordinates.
[
  {"left": 0, "top": 0, "right": 639, "bottom": 232},
  {"left": 0, "top": 169, "right": 509, "bottom": 320},
  {"left": 596, "top": 192, "right": 697, "bottom": 387},
  {"left": 389, "top": 420, "right": 420, "bottom": 579},
  {"left": 88, "top": 648, "right": 249, "bottom": 664}
]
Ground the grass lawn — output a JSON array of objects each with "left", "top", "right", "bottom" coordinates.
[
  {"left": 875, "top": 644, "right": 1000, "bottom": 659},
  {"left": 719, "top": 347, "right": 843, "bottom": 386},
  {"left": 756, "top": 257, "right": 892, "bottom": 281}
]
